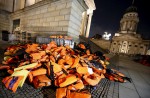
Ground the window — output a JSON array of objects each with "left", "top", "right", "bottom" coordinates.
[
  {"left": 13, "top": 19, "right": 20, "bottom": 31},
  {"left": 22, "top": 32, "right": 26, "bottom": 39}
]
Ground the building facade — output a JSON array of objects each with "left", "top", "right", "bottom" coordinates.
[
  {"left": 110, "top": 5, "right": 150, "bottom": 55},
  {"left": 0, "top": 0, "right": 96, "bottom": 42}
]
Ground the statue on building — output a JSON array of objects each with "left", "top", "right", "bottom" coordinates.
[
  {"left": 146, "top": 49, "right": 150, "bottom": 55},
  {"left": 102, "top": 32, "right": 111, "bottom": 40}
]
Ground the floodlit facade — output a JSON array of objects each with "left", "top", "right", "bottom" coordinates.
[{"left": 110, "top": 5, "right": 150, "bottom": 55}]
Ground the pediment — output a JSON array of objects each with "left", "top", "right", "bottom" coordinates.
[{"left": 113, "top": 34, "right": 142, "bottom": 41}]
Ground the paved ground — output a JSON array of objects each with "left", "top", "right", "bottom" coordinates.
[{"left": 109, "top": 54, "right": 150, "bottom": 98}]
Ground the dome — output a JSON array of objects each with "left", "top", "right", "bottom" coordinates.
[{"left": 125, "top": 5, "right": 137, "bottom": 13}]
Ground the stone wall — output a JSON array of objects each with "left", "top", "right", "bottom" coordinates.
[
  {"left": 0, "top": 10, "right": 11, "bottom": 40},
  {"left": 10, "top": 0, "right": 88, "bottom": 41},
  {"left": 79, "top": 36, "right": 108, "bottom": 53},
  {"left": 0, "top": 0, "right": 13, "bottom": 12},
  {"left": 110, "top": 40, "right": 149, "bottom": 55},
  {"left": 91, "top": 39, "right": 111, "bottom": 50},
  {"left": 68, "top": 0, "right": 87, "bottom": 42}
]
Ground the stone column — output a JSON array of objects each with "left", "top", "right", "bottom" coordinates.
[
  {"left": 123, "top": 22, "right": 126, "bottom": 31},
  {"left": 129, "top": 23, "right": 131, "bottom": 32},
  {"left": 85, "top": 12, "right": 93, "bottom": 38},
  {"left": 81, "top": 11, "right": 87, "bottom": 36},
  {"left": 20, "top": 0, "right": 25, "bottom": 9},
  {"left": 130, "top": 21, "right": 133, "bottom": 31},
  {"left": 127, "top": 21, "right": 130, "bottom": 31},
  {"left": 126, "top": 42, "right": 129, "bottom": 54},
  {"left": 125, "top": 21, "right": 128, "bottom": 31}
]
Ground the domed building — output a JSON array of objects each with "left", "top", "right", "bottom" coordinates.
[{"left": 110, "top": 4, "right": 150, "bottom": 55}]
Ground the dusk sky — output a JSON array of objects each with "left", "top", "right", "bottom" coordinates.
[{"left": 90, "top": 0, "right": 150, "bottom": 39}]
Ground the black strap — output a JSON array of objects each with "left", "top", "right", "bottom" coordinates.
[
  {"left": 50, "top": 63, "right": 54, "bottom": 81},
  {"left": 62, "top": 68, "right": 68, "bottom": 75}
]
